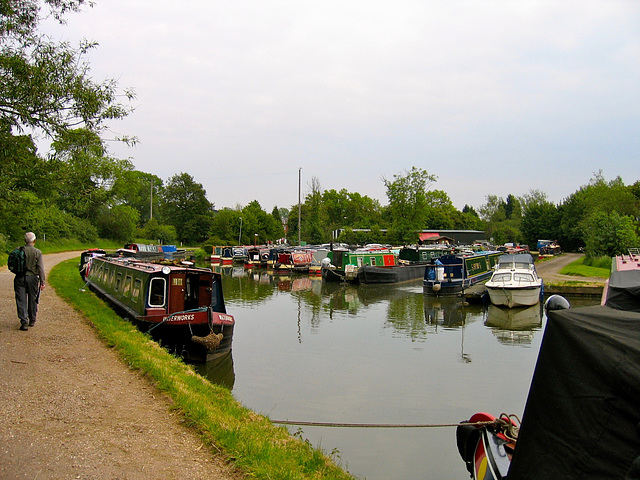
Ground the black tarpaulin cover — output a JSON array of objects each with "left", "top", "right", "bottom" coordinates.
[
  {"left": 606, "top": 270, "right": 640, "bottom": 313},
  {"left": 508, "top": 305, "right": 640, "bottom": 479}
]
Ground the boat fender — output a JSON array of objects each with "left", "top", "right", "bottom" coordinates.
[
  {"left": 432, "top": 283, "right": 442, "bottom": 293},
  {"left": 192, "top": 332, "right": 223, "bottom": 352},
  {"left": 545, "top": 294, "right": 570, "bottom": 312}
]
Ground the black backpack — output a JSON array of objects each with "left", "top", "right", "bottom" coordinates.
[{"left": 8, "top": 246, "right": 26, "bottom": 275}]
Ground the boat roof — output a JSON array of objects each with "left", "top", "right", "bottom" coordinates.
[{"left": 95, "top": 255, "right": 212, "bottom": 275}]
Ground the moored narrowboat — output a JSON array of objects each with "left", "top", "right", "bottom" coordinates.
[
  {"left": 423, "top": 250, "right": 503, "bottom": 295},
  {"left": 321, "top": 248, "right": 396, "bottom": 284},
  {"left": 83, "top": 252, "right": 234, "bottom": 362}
]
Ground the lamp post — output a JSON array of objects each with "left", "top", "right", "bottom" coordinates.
[
  {"left": 254, "top": 233, "right": 258, "bottom": 246},
  {"left": 238, "top": 217, "right": 243, "bottom": 245}
]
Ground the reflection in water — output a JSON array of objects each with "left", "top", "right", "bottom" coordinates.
[
  {"left": 202, "top": 263, "right": 601, "bottom": 480},
  {"left": 485, "top": 304, "right": 543, "bottom": 346},
  {"left": 194, "top": 351, "right": 235, "bottom": 389}
]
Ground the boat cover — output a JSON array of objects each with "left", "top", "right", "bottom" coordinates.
[
  {"left": 508, "top": 304, "right": 640, "bottom": 479},
  {"left": 605, "top": 270, "right": 640, "bottom": 313},
  {"left": 496, "top": 253, "right": 534, "bottom": 266}
]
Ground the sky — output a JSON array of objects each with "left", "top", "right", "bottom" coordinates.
[{"left": 41, "top": 1, "right": 640, "bottom": 213}]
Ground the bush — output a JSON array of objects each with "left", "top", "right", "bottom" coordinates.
[{"left": 583, "top": 255, "right": 612, "bottom": 270}]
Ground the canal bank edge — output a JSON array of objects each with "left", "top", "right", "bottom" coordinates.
[{"left": 47, "top": 257, "right": 355, "bottom": 480}]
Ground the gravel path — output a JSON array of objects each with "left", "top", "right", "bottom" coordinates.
[{"left": 0, "top": 252, "right": 243, "bottom": 480}]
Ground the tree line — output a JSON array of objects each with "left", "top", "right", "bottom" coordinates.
[{"left": 2, "top": 1, "right": 639, "bottom": 259}]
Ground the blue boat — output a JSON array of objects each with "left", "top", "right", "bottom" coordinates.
[{"left": 423, "top": 250, "right": 503, "bottom": 295}]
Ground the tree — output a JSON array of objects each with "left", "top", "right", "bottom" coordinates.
[
  {"left": 520, "top": 198, "right": 560, "bottom": 249},
  {"left": 581, "top": 211, "right": 639, "bottom": 257},
  {"left": 111, "top": 170, "right": 163, "bottom": 225},
  {"left": 1, "top": 0, "right": 134, "bottom": 138},
  {"left": 160, "top": 173, "right": 213, "bottom": 245},
  {"left": 383, "top": 167, "right": 437, "bottom": 244},
  {"left": 49, "top": 128, "right": 133, "bottom": 219},
  {"left": 559, "top": 172, "right": 639, "bottom": 251},
  {"left": 95, "top": 204, "right": 139, "bottom": 241}
]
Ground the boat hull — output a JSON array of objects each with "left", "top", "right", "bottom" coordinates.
[
  {"left": 486, "top": 285, "right": 542, "bottom": 308},
  {"left": 357, "top": 264, "right": 426, "bottom": 284}
]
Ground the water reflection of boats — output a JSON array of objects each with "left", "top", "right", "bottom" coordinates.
[
  {"left": 485, "top": 304, "right": 542, "bottom": 345},
  {"left": 194, "top": 351, "right": 235, "bottom": 390},
  {"left": 423, "top": 295, "right": 469, "bottom": 329}
]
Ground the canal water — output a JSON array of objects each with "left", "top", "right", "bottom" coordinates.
[{"left": 196, "top": 266, "right": 599, "bottom": 480}]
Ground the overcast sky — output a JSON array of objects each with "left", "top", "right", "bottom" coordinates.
[{"left": 41, "top": 1, "right": 639, "bottom": 212}]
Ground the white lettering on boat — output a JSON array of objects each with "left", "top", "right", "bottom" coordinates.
[{"left": 163, "top": 313, "right": 196, "bottom": 322}]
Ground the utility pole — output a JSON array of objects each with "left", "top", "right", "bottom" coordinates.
[
  {"left": 150, "top": 181, "right": 153, "bottom": 220},
  {"left": 298, "top": 167, "right": 301, "bottom": 246}
]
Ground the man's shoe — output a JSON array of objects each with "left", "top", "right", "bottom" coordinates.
[
  {"left": 28, "top": 322, "right": 35, "bottom": 327},
  {"left": 19, "top": 324, "right": 28, "bottom": 331}
]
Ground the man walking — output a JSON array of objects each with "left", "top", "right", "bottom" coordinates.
[{"left": 14, "top": 232, "right": 45, "bottom": 330}]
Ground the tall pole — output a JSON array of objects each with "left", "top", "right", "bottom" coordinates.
[
  {"left": 298, "top": 167, "right": 301, "bottom": 246},
  {"left": 238, "top": 217, "right": 243, "bottom": 245},
  {"left": 150, "top": 181, "right": 153, "bottom": 220}
]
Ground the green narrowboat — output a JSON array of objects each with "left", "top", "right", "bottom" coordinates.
[{"left": 321, "top": 248, "right": 396, "bottom": 283}]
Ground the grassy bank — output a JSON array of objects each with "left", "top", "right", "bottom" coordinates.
[
  {"left": 50, "top": 258, "right": 354, "bottom": 480},
  {"left": 558, "top": 255, "right": 610, "bottom": 279}
]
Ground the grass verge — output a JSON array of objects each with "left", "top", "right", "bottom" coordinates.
[
  {"left": 50, "top": 258, "right": 354, "bottom": 480},
  {"left": 558, "top": 256, "right": 610, "bottom": 279}
]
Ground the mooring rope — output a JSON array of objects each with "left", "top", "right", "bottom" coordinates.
[{"left": 270, "top": 419, "right": 495, "bottom": 429}]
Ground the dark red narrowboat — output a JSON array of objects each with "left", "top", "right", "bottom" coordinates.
[{"left": 83, "top": 252, "right": 234, "bottom": 362}]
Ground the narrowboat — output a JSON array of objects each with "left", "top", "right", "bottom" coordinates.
[
  {"left": 423, "top": 250, "right": 503, "bottom": 295},
  {"left": 83, "top": 252, "right": 234, "bottom": 363},
  {"left": 321, "top": 247, "right": 396, "bottom": 284},
  {"left": 354, "top": 244, "right": 454, "bottom": 284},
  {"left": 210, "top": 246, "right": 223, "bottom": 263},
  {"left": 272, "top": 249, "right": 314, "bottom": 273},
  {"left": 123, "top": 243, "right": 186, "bottom": 261},
  {"left": 220, "top": 246, "right": 234, "bottom": 265},
  {"left": 397, "top": 244, "right": 452, "bottom": 264},
  {"left": 244, "top": 246, "right": 271, "bottom": 269}
]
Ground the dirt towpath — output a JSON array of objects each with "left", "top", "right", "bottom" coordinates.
[{"left": 0, "top": 252, "right": 243, "bottom": 480}]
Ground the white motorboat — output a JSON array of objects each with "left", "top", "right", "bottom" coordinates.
[{"left": 485, "top": 254, "right": 543, "bottom": 308}]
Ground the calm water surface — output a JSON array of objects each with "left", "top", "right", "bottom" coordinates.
[{"left": 196, "top": 266, "right": 599, "bottom": 480}]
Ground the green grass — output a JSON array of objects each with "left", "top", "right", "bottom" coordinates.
[
  {"left": 49, "top": 258, "right": 354, "bottom": 480},
  {"left": 558, "top": 256, "right": 610, "bottom": 279}
]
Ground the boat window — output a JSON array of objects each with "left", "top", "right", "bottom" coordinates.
[
  {"left": 109, "top": 268, "right": 116, "bottom": 286},
  {"left": 115, "top": 273, "right": 122, "bottom": 292},
  {"left": 148, "top": 277, "right": 166, "bottom": 307},
  {"left": 132, "top": 279, "right": 142, "bottom": 302},
  {"left": 123, "top": 275, "right": 132, "bottom": 297},
  {"left": 514, "top": 273, "right": 534, "bottom": 283},
  {"left": 492, "top": 273, "right": 512, "bottom": 283},
  {"left": 370, "top": 257, "right": 377, "bottom": 266}
]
